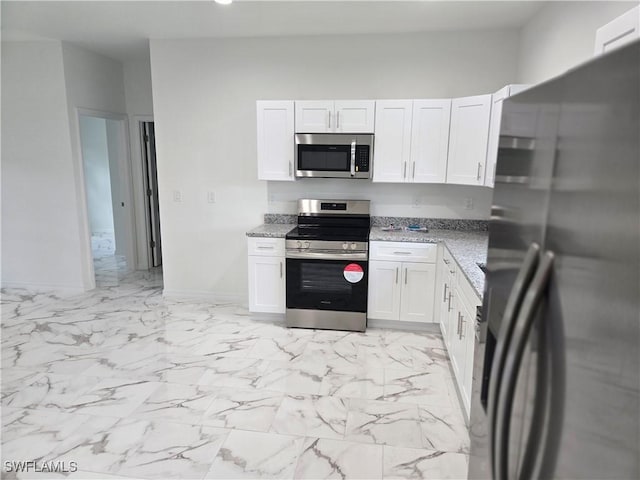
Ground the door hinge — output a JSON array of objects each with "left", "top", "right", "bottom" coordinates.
[
  {"left": 150, "top": 241, "right": 156, "bottom": 248},
  {"left": 144, "top": 135, "right": 150, "bottom": 142},
  {"left": 147, "top": 188, "right": 152, "bottom": 196}
]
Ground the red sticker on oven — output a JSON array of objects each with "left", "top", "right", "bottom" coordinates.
[{"left": 343, "top": 263, "right": 364, "bottom": 283}]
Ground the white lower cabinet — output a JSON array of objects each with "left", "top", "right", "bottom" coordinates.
[
  {"left": 368, "top": 241, "right": 436, "bottom": 323},
  {"left": 437, "top": 245, "right": 481, "bottom": 417},
  {"left": 247, "top": 237, "right": 285, "bottom": 314}
]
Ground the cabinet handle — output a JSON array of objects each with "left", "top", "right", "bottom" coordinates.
[
  {"left": 412, "top": 161, "right": 416, "bottom": 179},
  {"left": 337, "top": 111, "right": 340, "bottom": 129},
  {"left": 289, "top": 161, "right": 292, "bottom": 177},
  {"left": 280, "top": 261, "right": 283, "bottom": 278},
  {"left": 448, "top": 292, "right": 453, "bottom": 312},
  {"left": 404, "top": 268, "right": 408, "bottom": 285},
  {"left": 395, "top": 267, "right": 399, "bottom": 284},
  {"left": 459, "top": 313, "right": 466, "bottom": 339},
  {"left": 328, "top": 111, "right": 331, "bottom": 129},
  {"left": 443, "top": 283, "right": 448, "bottom": 302},
  {"left": 477, "top": 162, "right": 482, "bottom": 181},
  {"left": 457, "top": 312, "right": 462, "bottom": 335},
  {"left": 257, "top": 246, "right": 274, "bottom": 250},
  {"left": 393, "top": 251, "right": 411, "bottom": 255},
  {"left": 403, "top": 162, "right": 407, "bottom": 179},
  {"left": 443, "top": 259, "right": 450, "bottom": 265}
]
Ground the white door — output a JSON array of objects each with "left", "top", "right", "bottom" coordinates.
[
  {"left": 594, "top": 5, "right": 640, "bottom": 55},
  {"left": 372, "top": 100, "right": 413, "bottom": 183},
  {"left": 400, "top": 262, "right": 436, "bottom": 323},
  {"left": 447, "top": 94, "right": 491, "bottom": 185},
  {"left": 410, "top": 99, "right": 451, "bottom": 183},
  {"left": 334, "top": 100, "right": 375, "bottom": 133},
  {"left": 295, "top": 100, "right": 334, "bottom": 133},
  {"left": 248, "top": 256, "right": 285, "bottom": 313},
  {"left": 256, "top": 101, "right": 295, "bottom": 181},
  {"left": 367, "top": 260, "right": 402, "bottom": 320}
]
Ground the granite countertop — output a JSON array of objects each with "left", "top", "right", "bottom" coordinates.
[
  {"left": 246, "top": 223, "right": 488, "bottom": 298},
  {"left": 246, "top": 224, "right": 295, "bottom": 238},
  {"left": 370, "top": 227, "right": 488, "bottom": 297}
]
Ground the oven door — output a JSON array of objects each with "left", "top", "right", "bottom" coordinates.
[{"left": 286, "top": 256, "right": 368, "bottom": 312}]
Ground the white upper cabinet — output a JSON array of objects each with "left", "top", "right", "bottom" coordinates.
[
  {"left": 372, "top": 100, "right": 413, "bottom": 183},
  {"left": 295, "top": 100, "right": 334, "bottom": 133},
  {"left": 295, "top": 100, "right": 375, "bottom": 133},
  {"left": 334, "top": 100, "right": 376, "bottom": 133},
  {"left": 485, "top": 85, "right": 531, "bottom": 187},
  {"left": 594, "top": 5, "right": 640, "bottom": 56},
  {"left": 256, "top": 101, "right": 295, "bottom": 181},
  {"left": 447, "top": 94, "right": 492, "bottom": 186},
  {"left": 410, "top": 99, "right": 451, "bottom": 183}
]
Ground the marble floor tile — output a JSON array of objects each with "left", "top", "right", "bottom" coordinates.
[
  {"left": 270, "top": 394, "right": 348, "bottom": 440},
  {"left": 256, "top": 364, "right": 323, "bottom": 395},
  {"left": 247, "top": 336, "right": 310, "bottom": 362},
  {"left": 418, "top": 404, "right": 470, "bottom": 454},
  {"left": 357, "top": 344, "right": 414, "bottom": 370},
  {"left": 383, "top": 446, "right": 469, "bottom": 479},
  {"left": 319, "top": 368, "right": 385, "bottom": 400},
  {"left": 131, "top": 382, "right": 217, "bottom": 425},
  {"left": 1, "top": 408, "right": 91, "bottom": 463},
  {"left": 48, "top": 416, "right": 229, "bottom": 479},
  {"left": 202, "top": 388, "right": 283, "bottom": 431},
  {"left": 197, "top": 357, "right": 268, "bottom": 389},
  {"left": 3, "top": 373, "right": 102, "bottom": 411},
  {"left": 67, "top": 378, "right": 161, "bottom": 417},
  {"left": 206, "top": 430, "right": 304, "bottom": 479},
  {"left": 344, "top": 399, "right": 423, "bottom": 449},
  {"left": 293, "top": 437, "right": 383, "bottom": 479},
  {"left": 383, "top": 369, "right": 454, "bottom": 407}
]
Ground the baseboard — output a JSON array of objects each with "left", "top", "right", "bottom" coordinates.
[
  {"left": 367, "top": 318, "right": 441, "bottom": 332},
  {"left": 162, "top": 289, "right": 246, "bottom": 306}
]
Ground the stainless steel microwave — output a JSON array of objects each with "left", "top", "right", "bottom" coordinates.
[{"left": 295, "top": 133, "right": 373, "bottom": 179}]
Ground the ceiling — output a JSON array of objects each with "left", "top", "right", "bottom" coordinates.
[{"left": 1, "top": 1, "right": 547, "bottom": 62}]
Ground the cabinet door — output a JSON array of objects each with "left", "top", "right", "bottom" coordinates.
[
  {"left": 367, "top": 260, "right": 402, "bottom": 320},
  {"left": 400, "top": 262, "right": 436, "bottom": 323},
  {"left": 248, "top": 255, "right": 285, "bottom": 313},
  {"left": 594, "top": 5, "right": 639, "bottom": 55},
  {"left": 447, "top": 94, "right": 491, "bottom": 185},
  {"left": 484, "top": 88, "right": 509, "bottom": 188},
  {"left": 256, "top": 101, "right": 295, "bottom": 181},
  {"left": 437, "top": 260, "right": 450, "bottom": 340},
  {"left": 295, "top": 100, "right": 334, "bottom": 133},
  {"left": 335, "top": 100, "right": 375, "bottom": 133},
  {"left": 372, "top": 100, "right": 413, "bottom": 183},
  {"left": 410, "top": 99, "right": 451, "bottom": 183},
  {"left": 448, "top": 295, "right": 464, "bottom": 380},
  {"left": 460, "top": 299, "right": 477, "bottom": 414}
]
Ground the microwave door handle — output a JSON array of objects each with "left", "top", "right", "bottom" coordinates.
[{"left": 350, "top": 140, "right": 356, "bottom": 177}]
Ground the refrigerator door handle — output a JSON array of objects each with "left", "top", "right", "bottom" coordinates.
[
  {"left": 488, "top": 243, "right": 541, "bottom": 479},
  {"left": 494, "top": 251, "right": 554, "bottom": 480}
]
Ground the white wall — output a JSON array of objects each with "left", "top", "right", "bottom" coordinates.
[
  {"left": 517, "top": 1, "right": 637, "bottom": 84},
  {"left": 61, "top": 43, "right": 134, "bottom": 281},
  {"left": 150, "top": 31, "right": 520, "bottom": 300},
  {"left": 123, "top": 57, "right": 155, "bottom": 269},
  {"left": 80, "top": 116, "right": 115, "bottom": 234},
  {"left": 1, "top": 41, "right": 86, "bottom": 291}
]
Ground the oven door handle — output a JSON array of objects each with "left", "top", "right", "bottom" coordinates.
[
  {"left": 350, "top": 140, "right": 356, "bottom": 177},
  {"left": 286, "top": 251, "right": 368, "bottom": 261}
]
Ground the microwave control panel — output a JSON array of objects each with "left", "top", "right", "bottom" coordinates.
[{"left": 355, "top": 146, "right": 370, "bottom": 172}]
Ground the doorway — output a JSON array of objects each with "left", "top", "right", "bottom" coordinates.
[
  {"left": 79, "top": 112, "right": 135, "bottom": 286},
  {"left": 140, "top": 121, "right": 162, "bottom": 268}
]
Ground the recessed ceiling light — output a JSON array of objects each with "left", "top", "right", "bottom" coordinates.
[{"left": 214, "top": 0, "right": 233, "bottom": 5}]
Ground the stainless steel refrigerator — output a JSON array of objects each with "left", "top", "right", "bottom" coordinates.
[{"left": 468, "top": 41, "right": 639, "bottom": 480}]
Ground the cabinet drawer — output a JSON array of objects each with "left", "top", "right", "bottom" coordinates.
[
  {"left": 369, "top": 241, "right": 437, "bottom": 263},
  {"left": 247, "top": 237, "right": 285, "bottom": 256},
  {"left": 457, "top": 269, "right": 481, "bottom": 311}
]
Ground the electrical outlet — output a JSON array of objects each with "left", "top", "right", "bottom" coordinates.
[
  {"left": 464, "top": 197, "right": 474, "bottom": 210},
  {"left": 173, "top": 190, "right": 182, "bottom": 202},
  {"left": 207, "top": 191, "right": 216, "bottom": 204}
]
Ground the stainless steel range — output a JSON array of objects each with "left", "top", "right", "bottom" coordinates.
[{"left": 285, "top": 199, "right": 370, "bottom": 332}]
